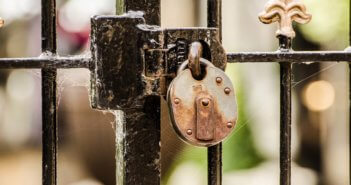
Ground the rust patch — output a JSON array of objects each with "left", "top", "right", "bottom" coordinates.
[
  {"left": 167, "top": 64, "right": 237, "bottom": 147},
  {"left": 195, "top": 93, "right": 214, "bottom": 141}
]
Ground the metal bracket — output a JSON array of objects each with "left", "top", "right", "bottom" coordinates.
[{"left": 90, "top": 11, "right": 227, "bottom": 110}]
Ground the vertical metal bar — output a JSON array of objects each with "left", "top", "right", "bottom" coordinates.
[
  {"left": 278, "top": 36, "right": 292, "bottom": 185},
  {"left": 208, "top": 145, "right": 222, "bottom": 185},
  {"left": 41, "top": 0, "right": 57, "bottom": 185},
  {"left": 207, "top": 1, "right": 222, "bottom": 185},
  {"left": 115, "top": 1, "right": 161, "bottom": 185},
  {"left": 207, "top": 0, "right": 222, "bottom": 40},
  {"left": 349, "top": 0, "right": 351, "bottom": 183},
  {"left": 125, "top": 0, "right": 160, "bottom": 25}
]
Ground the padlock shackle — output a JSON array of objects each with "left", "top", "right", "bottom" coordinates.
[
  {"left": 177, "top": 58, "right": 215, "bottom": 75},
  {"left": 188, "top": 42, "right": 202, "bottom": 78}
]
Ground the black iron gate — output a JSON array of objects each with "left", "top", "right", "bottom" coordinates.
[{"left": 0, "top": 0, "right": 350, "bottom": 185}]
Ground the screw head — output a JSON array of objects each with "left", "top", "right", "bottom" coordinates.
[
  {"left": 227, "top": 122, "right": 233, "bottom": 128},
  {"left": 216, "top": 77, "right": 222, "bottom": 83},
  {"left": 224, "top": 87, "right": 231, "bottom": 94},
  {"left": 201, "top": 98, "right": 210, "bottom": 106},
  {"left": 174, "top": 98, "right": 180, "bottom": 104},
  {"left": 186, "top": 129, "right": 192, "bottom": 135}
]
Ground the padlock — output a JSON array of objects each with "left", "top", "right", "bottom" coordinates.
[{"left": 167, "top": 42, "right": 238, "bottom": 147}]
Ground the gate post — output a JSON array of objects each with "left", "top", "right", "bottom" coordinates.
[
  {"left": 91, "top": 1, "right": 161, "bottom": 185},
  {"left": 117, "top": 2, "right": 161, "bottom": 184}
]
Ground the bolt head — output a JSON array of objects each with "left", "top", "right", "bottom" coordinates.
[
  {"left": 227, "top": 122, "right": 233, "bottom": 128},
  {"left": 216, "top": 77, "right": 222, "bottom": 83},
  {"left": 186, "top": 129, "right": 192, "bottom": 135},
  {"left": 174, "top": 98, "right": 180, "bottom": 104},
  {"left": 224, "top": 87, "right": 231, "bottom": 94},
  {"left": 201, "top": 98, "right": 210, "bottom": 106}
]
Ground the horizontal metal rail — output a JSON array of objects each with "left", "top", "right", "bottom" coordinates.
[
  {"left": 0, "top": 56, "right": 91, "bottom": 69},
  {"left": 2, "top": 50, "right": 351, "bottom": 70},
  {"left": 227, "top": 51, "right": 351, "bottom": 63}
]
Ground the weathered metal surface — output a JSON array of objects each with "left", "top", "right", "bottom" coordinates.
[
  {"left": 208, "top": 144, "right": 222, "bottom": 185},
  {"left": 115, "top": 96, "right": 161, "bottom": 185},
  {"left": 227, "top": 51, "right": 351, "bottom": 63},
  {"left": 90, "top": 13, "right": 149, "bottom": 109},
  {"left": 42, "top": 69, "right": 57, "bottom": 185},
  {"left": 349, "top": 2, "right": 351, "bottom": 182},
  {"left": 91, "top": 13, "right": 226, "bottom": 110},
  {"left": 167, "top": 59, "right": 237, "bottom": 147},
  {"left": 196, "top": 93, "right": 215, "bottom": 140},
  {"left": 208, "top": 0, "right": 222, "bottom": 41},
  {"left": 259, "top": 2, "right": 294, "bottom": 184},
  {"left": 207, "top": 1, "right": 223, "bottom": 184},
  {"left": 41, "top": 0, "right": 57, "bottom": 185},
  {"left": 165, "top": 28, "right": 226, "bottom": 76},
  {"left": 278, "top": 26, "right": 293, "bottom": 185},
  {"left": 0, "top": 56, "right": 91, "bottom": 68},
  {"left": 280, "top": 61, "right": 292, "bottom": 185},
  {"left": 259, "top": 1, "right": 307, "bottom": 184},
  {"left": 259, "top": 0, "right": 312, "bottom": 39},
  {"left": 125, "top": 0, "right": 160, "bottom": 25},
  {"left": 90, "top": 8, "right": 226, "bottom": 185},
  {"left": 113, "top": 2, "right": 162, "bottom": 185},
  {"left": 188, "top": 42, "right": 203, "bottom": 78}
]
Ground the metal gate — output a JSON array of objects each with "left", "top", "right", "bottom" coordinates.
[{"left": 0, "top": 0, "right": 350, "bottom": 185}]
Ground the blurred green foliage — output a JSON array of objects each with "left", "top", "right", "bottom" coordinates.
[{"left": 300, "top": 0, "right": 349, "bottom": 49}]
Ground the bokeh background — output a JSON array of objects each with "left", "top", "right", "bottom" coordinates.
[{"left": 0, "top": 0, "right": 349, "bottom": 185}]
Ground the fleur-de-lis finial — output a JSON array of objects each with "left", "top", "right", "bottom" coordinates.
[{"left": 259, "top": 0, "right": 312, "bottom": 39}]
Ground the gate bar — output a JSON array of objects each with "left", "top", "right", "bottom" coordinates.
[
  {"left": 349, "top": 0, "right": 351, "bottom": 183},
  {"left": 227, "top": 51, "right": 351, "bottom": 63},
  {"left": 0, "top": 57, "right": 91, "bottom": 69},
  {"left": 125, "top": 0, "right": 160, "bottom": 25},
  {"left": 41, "top": 0, "right": 58, "bottom": 184},
  {"left": 207, "top": 1, "right": 222, "bottom": 185},
  {"left": 115, "top": 1, "right": 161, "bottom": 185},
  {"left": 279, "top": 36, "right": 292, "bottom": 185}
]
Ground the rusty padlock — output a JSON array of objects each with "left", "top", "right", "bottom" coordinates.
[{"left": 167, "top": 42, "right": 238, "bottom": 147}]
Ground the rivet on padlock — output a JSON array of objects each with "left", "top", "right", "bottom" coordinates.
[{"left": 167, "top": 41, "right": 238, "bottom": 147}]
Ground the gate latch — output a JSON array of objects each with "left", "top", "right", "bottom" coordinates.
[{"left": 90, "top": 12, "right": 227, "bottom": 110}]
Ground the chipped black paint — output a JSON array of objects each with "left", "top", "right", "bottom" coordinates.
[
  {"left": 90, "top": 10, "right": 227, "bottom": 185},
  {"left": 41, "top": 0, "right": 57, "bottom": 185},
  {"left": 227, "top": 51, "right": 351, "bottom": 63},
  {"left": 90, "top": 13, "right": 147, "bottom": 109},
  {"left": 90, "top": 14, "right": 226, "bottom": 110},
  {"left": 121, "top": 96, "right": 161, "bottom": 185},
  {"left": 165, "top": 28, "right": 226, "bottom": 76},
  {"left": 91, "top": 10, "right": 162, "bottom": 185},
  {"left": 0, "top": 56, "right": 91, "bottom": 68},
  {"left": 125, "top": 0, "right": 160, "bottom": 25}
]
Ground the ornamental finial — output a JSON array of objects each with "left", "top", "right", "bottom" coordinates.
[{"left": 259, "top": 0, "right": 312, "bottom": 39}]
